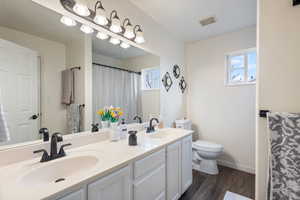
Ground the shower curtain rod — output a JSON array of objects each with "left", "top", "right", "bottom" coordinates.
[{"left": 92, "top": 62, "right": 141, "bottom": 75}]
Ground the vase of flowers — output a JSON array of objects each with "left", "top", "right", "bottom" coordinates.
[
  {"left": 109, "top": 107, "right": 124, "bottom": 141},
  {"left": 97, "top": 107, "right": 111, "bottom": 128},
  {"left": 97, "top": 106, "right": 124, "bottom": 141}
]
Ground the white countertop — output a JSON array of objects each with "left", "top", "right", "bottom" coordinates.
[{"left": 0, "top": 128, "right": 193, "bottom": 200}]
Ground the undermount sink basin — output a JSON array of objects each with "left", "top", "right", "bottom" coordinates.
[{"left": 19, "top": 155, "right": 99, "bottom": 186}]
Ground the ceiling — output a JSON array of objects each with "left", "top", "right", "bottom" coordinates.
[
  {"left": 0, "top": 0, "right": 148, "bottom": 59},
  {"left": 129, "top": 0, "right": 257, "bottom": 41}
]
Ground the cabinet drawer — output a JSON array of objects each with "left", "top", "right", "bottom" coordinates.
[
  {"left": 134, "top": 148, "right": 165, "bottom": 179},
  {"left": 133, "top": 164, "right": 165, "bottom": 200}
]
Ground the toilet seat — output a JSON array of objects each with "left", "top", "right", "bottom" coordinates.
[{"left": 193, "top": 140, "right": 223, "bottom": 153}]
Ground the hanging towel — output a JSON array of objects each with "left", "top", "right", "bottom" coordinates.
[
  {"left": 0, "top": 104, "right": 10, "bottom": 142},
  {"left": 267, "top": 112, "right": 300, "bottom": 200},
  {"left": 67, "top": 104, "right": 82, "bottom": 134},
  {"left": 61, "top": 69, "right": 75, "bottom": 105}
]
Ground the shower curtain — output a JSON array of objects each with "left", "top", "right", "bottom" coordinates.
[
  {"left": 267, "top": 112, "right": 300, "bottom": 200},
  {"left": 92, "top": 64, "right": 142, "bottom": 125}
]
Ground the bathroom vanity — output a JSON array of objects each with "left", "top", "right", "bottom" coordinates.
[{"left": 0, "top": 128, "right": 192, "bottom": 200}]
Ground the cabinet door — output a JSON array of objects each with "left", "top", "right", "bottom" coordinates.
[
  {"left": 133, "top": 164, "right": 165, "bottom": 200},
  {"left": 167, "top": 141, "right": 181, "bottom": 200},
  {"left": 57, "top": 189, "right": 85, "bottom": 200},
  {"left": 181, "top": 135, "right": 193, "bottom": 194},
  {"left": 88, "top": 166, "right": 130, "bottom": 200}
]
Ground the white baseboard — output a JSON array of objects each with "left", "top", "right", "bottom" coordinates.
[{"left": 217, "top": 159, "right": 255, "bottom": 174}]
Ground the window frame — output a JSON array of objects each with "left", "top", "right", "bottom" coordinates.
[
  {"left": 141, "top": 67, "right": 161, "bottom": 91},
  {"left": 225, "top": 48, "right": 257, "bottom": 86}
]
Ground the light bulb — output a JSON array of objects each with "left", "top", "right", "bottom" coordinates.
[
  {"left": 80, "top": 25, "right": 94, "bottom": 34},
  {"left": 110, "top": 17, "right": 122, "bottom": 33},
  {"left": 73, "top": 0, "right": 90, "bottom": 16},
  {"left": 135, "top": 30, "right": 145, "bottom": 44},
  {"left": 94, "top": 7, "right": 108, "bottom": 25},
  {"left": 96, "top": 32, "right": 109, "bottom": 40},
  {"left": 109, "top": 38, "right": 120, "bottom": 45},
  {"left": 120, "top": 42, "right": 130, "bottom": 49},
  {"left": 60, "top": 16, "right": 76, "bottom": 26},
  {"left": 124, "top": 25, "right": 135, "bottom": 39}
]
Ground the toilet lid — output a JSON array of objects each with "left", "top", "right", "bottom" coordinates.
[{"left": 193, "top": 140, "right": 223, "bottom": 152}]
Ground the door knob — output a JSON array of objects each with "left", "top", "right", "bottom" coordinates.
[{"left": 31, "top": 114, "right": 39, "bottom": 120}]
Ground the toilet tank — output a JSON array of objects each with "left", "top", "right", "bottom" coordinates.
[{"left": 175, "top": 119, "right": 192, "bottom": 130}]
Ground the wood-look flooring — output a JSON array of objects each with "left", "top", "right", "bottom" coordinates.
[{"left": 179, "top": 166, "right": 255, "bottom": 200}]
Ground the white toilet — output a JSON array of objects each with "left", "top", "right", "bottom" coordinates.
[
  {"left": 175, "top": 119, "right": 223, "bottom": 175},
  {"left": 192, "top": 140, "right": 223, "bottom": 175}
]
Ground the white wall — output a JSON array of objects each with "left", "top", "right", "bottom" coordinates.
[
  {"left": 185, "top": 26, "right": 256, "bottom": 173},
  {"left": 0, "top": 26, "right": 67, "bottom": 134},
  {"left": 256, "top": 1, "right": 300, "bottom": 199},
  {"left": 34, "top": 0, "right": 186, "bottom": 128},
  {"left": 92, "top": 53, "right": 123, "bottom": 67}
]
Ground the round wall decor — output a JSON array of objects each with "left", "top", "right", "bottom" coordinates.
[
  {"left": 173, "top": 65, "right": 180, "bottom": 79},
  {"left": 162, "top": 72, "right": 173, "bottom": 92},
  {"left": 179, "top": 76, "right": 187, "bottom": 93}
]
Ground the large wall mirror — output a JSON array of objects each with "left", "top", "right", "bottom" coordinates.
[{"left": 0, "top": 0, "right": 160, "bottom": 147}]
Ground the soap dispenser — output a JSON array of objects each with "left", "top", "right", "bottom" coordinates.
[
  {"left": 120, "top": 119, "right": 127, "bottom": 140},
  {"left": 128, "top": 130, "right": 137, "bottom": 146}
]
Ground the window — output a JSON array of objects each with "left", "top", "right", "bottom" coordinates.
[
  {"left": 226, "top": 48, "right": 257, "bottom": 85},
  {"left": 141, "top": 67, "right": 160, "bottom": 90}
]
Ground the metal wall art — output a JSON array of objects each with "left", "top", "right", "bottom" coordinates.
[
  {"left": 173, "top": 64, "right": 180, "bottom": 79},
  {"left": 162, "top": 72, "right": 173, "bottom": 92},
  {"left": 179, "top": 76, "right": 187, "bottom": 93}
]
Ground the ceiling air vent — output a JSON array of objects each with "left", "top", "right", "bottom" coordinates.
[{"left": 199, "top": 17, "right": 216, "bottom": 26}]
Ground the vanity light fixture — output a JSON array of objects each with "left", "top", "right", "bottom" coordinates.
[
  {"left": 109, "top": 10, "right": 122, "bottom": 33},
  {"left": 60, "top": 16, "right": 77, "bottom": 26},
  {"left": 123, "top": 18, "right": 135, "bottom": 39},
  {"left": 109, "top": 38, "right": 121, "bottom": 45},
  {"left": 96, "top": 32, "right": 109, "bottom": 40},
  {"left": 120, "top": 42, "right": 130, "bottom": 49},
  {"left": 73, "top": 0, "right": 90, "bottom": 17},
  {"left": 134, "top": 25, "right": 145, "bottom": 44},
  {"left": 60, "top": 0, "right": 146, "bottom": 47},
  {"left": 80, "top": 24, "right": 94, "bottom": 34},
  {"left": 93, "top": 1, "right": 108, "bottom": 26}
]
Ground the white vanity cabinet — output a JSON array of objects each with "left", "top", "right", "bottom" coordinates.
[
  {"left": 166, "top": 135, "right": 192, "bottom": 200},
  {"left": 58, "top": 189, "right": 86, "bottom": 200},
  {"left": 133, "top": 149, "right": 166, "bottom": 200},
  {"left": 166, "top": 141, "right": 181, "bottom": 200},
  {"left": 55, "top": 134, "right": 192, "bottom": 200},
  {"left": 181, "top": 135, "right": 193, "bottom": 193},
  {"left": 88, "top": 166, "right": 131, "bottom": 200}
]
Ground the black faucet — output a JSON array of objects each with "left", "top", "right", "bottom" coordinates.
[
  {"left": 133, "top": 115, "right": 142, "bottom": 124},
  {"left": 34, "top": 132, "right": 72, "bottom": 162},
  {"left": 50, "top": 133, "right": 63, "bottom": 159},
  {"left": 39, "top": 128, "right": 49, "bottom": 142},
  {"left": 146, "top": 118, "right": 159, "bottom": 133}
]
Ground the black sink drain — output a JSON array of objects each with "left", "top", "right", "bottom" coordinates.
[{"left": 55, "top": 178, "right": 66, "bottom": 183}]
